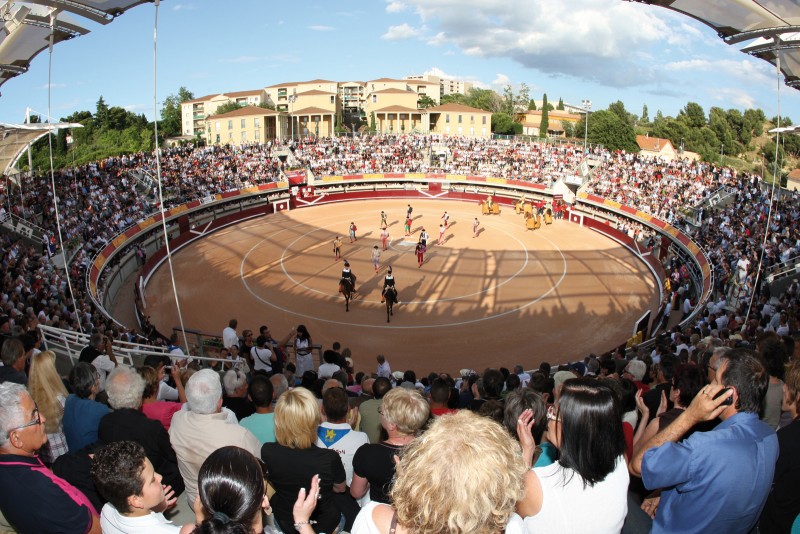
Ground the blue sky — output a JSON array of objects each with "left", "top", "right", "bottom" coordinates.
[{"left": 1, "top": 0, "right": 798, "bottom": 126}]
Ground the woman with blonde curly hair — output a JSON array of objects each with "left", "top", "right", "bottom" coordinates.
[
  {"left": 261, "top": 387, "right": 346, "bottom": 533},
  {"left": 352, "top": 410, "right": 527, "bottom": 534},
  {"left": 351, "top": 386, "right": 430, "bottom": 504},
  {"left": 27, "top": 350, "right": 69, "bottom": 464}
]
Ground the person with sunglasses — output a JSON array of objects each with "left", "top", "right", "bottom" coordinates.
[{"left": 0, "top": 382, "right": 101, "bottom": 533}]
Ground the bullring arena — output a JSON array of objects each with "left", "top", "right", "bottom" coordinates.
[{"left": 136, "top": 198, "right": 661, "bottom": 374}]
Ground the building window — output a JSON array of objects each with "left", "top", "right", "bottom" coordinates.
[
  {"left": 228, "top": 120, "right": 233, "bottom": 130},
  {"left": 471, "top": 115, "right": 474, "bottom": 123},
  {"left": 446, "top": 114, "right": 450, "bottom": 124},
  {"left": 255, "top": 130, "right": 260, "bottom": 141},
  {"left": 229, "top": 132, "right": 233, "bottom": 140},
  {"left": 458, "top": 115, "right": 462, "bottom": 124},
  {"left": 241, "top": 131, "right": 246, "bottom": 143},
  {"left": 215, "top": 121, "right": 220, "bottom": 132},
  {"left": 330, "top": 95, "right": 335, "bottom": 104},
  {"left": 372, "top": 94, "right": 377, "bottom": 103},
  {"left": 215, "top": 134, "right": 220, "bottom": 143},
  {"left": 241, "top": 119, "right": 246, "bottom": 128},
  {"left": 482, "top": 116, "right": 487, "bottom": 125},
  {"left": 254, "top": 118, "right": 260, "bottom": 127}
]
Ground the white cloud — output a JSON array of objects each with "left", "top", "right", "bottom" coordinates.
[
  {"left": 171, "top": 3, "right": 195, "bottom": 11},
  {"left": 665, "top": 58, "right": 773, "bottom": 88},
  {"left": 381, "top": 23, "right": 425, "bottom": 40},
  {"left": 123, "top": 104, "right": 149, "bottom": 112},
  {"left": 41, "top": 83, "right": 66, "bottom": 89},
  {"left": 308, "top": 25, "right": 334, "bottom": 31},
  {"left": 386, "top": 1, "right": 407, "bottom": 13},
  {"left": 492, "top": 73, "right": 511, "bottom": 86},
  {"left": 713, "top": 87, "right": 756, "bottom": 109},
  {"left": 394, "top": 0, "right": 704, "bottom": 87}
]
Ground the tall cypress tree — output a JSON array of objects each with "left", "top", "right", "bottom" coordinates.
[{"left": 539, "top": 94, "right": 549, "bottom": 138}]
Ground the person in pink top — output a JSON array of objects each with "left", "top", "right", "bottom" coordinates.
[{"left": 140, "top": 366, "right": 186, "bottom": 431}]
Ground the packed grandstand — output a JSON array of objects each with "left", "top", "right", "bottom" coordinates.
[{"left": 1, "top": 135, "right": 797, "bottom": 350}]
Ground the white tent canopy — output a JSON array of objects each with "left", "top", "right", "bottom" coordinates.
[
  {"left": 0, "top": 121, "right": 82, "bottom": 177},
  {"left": 0, "top": 0, "right": 152, "bottom": 90}
]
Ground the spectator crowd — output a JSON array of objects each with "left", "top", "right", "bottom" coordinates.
[{"left": 1, "top": 133, "right": 800, "bottom": 532}]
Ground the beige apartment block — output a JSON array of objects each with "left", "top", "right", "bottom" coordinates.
[
  {"left": 181, "top": 89, "right": 267, "bottom": 137},
  {"left": 428, "top": 103, "right": 492, "bottom": 138},
  {"left": 517, "top": 109, "right": 582, "bottom": 137},
  {"left": 204, "top": 106, "right": 283, "bottom": 146},
  {"left": 265, "top": 79, "right": 339, "bottom": 138},
  {"left": 405, "top": 74, "right": 474, "bottom": 98},
  {"left": 365, "top": 84, "right": 429, "bottom": 134}
]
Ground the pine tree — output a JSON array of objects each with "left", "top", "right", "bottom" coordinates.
[{"left": 557, "top": 98, "right": 564, "bottom": 111}]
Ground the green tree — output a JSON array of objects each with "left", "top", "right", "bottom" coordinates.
[
  {"left": 515, "top": 83, "right": 531, "bottom": 113},
  {"left": 369, "top": 111, "right": 376, "bottom": 132},
  {"left": 528, "top": 99, "right": 537, "bottom": 111},
  {"left": 556, "top": 97, "right": 564, "bottom": 111},
  {"left": 742, "top": 108, "right": 765, "bottom": 140},
  {"left": 160, "top": 86, "right": 194, "bottom": 137},
  {"left": 562, "top": 121, "right": 575, "bottom": 138},
  {"left": 608, "top": 100, "right": 634, "bottom": 126},
  {"left": 417, "top": 95, "right": 437, "bottom": 109},
  {"left": 95, "top": 96, "right": 109, "bottom": 129},
  {"left": 491, "top": 112, "right": 521, "bottom": 135},
  {"left": 641, "top": 104, "right": 649, "bottom": 124},
  {"left": 462, "top": 88, "right": 502, "bottom": 113},
  {"left": 770, "top": 115, "right": 793, "bottom": 127},
  {"left": 761, "top": 139, "right": 786, "bottom": 167},
  {"left": 214, "top": 101, "right": 245, "bottom": 115},
  {"left": 502, "top": 85, "right": 514, "bottom": 115},
  {"left": 575, "top": 110, "right": 638, "bottom": 152},
  {"left": 539, "top": 93, "right": 549, "bottom": 138},
  {"left": 441, "top": 93, "right": 466, "bottom": 106},
  {"left": 257, "top": 101, "right": 276, "bottom": 111},
  {"left": 678, "top": 102, "right": 706, "bottom": 128}
]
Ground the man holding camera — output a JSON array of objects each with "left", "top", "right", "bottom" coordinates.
[{"left": 629, "top": 348, "right": 778, "bottom": 534}]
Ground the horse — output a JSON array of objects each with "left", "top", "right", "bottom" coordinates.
[
  {"left": 383, "top": 286, "right": 397, "bottom": 323},
  {"left": 339, "top": 278, "right": 353, "bottom": 312}
]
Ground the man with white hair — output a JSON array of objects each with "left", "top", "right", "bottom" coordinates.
[
  {"left": 0, "top": 383, "right": 101, "bottom": 533},
  {"left": 222, "top": 369, "right": 254, "bottom": 421},
  {"left": 98, "top": 366, "right": 184, "bottom": 497},
  {"left": 169, "top": 369, "right": 261, "bottom": 505}
]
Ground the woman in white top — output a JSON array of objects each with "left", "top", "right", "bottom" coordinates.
[
  {"left": 516, "top": 378, "right": 629, "bottom": 534},
  {"left": 290, "top": 324, "right": 314, "bottom": 377}
]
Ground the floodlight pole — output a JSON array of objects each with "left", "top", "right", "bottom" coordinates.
[
  {"left": 288, "top": 94, "right": 297, "bottom": 141},
  {"left": 581, "top": 99, "right": 592, "bottom": 154}
]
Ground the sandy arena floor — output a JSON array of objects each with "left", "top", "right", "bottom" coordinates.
[{"left": 140, "top": 199, "right": 660, "bottom": 375}]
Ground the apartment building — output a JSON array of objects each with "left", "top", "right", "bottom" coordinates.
[
  {"left": 203, "top": 105, "right": 283, "bottom": 146},
  {"left": 264, "top": 79, "right": 339, "bottom": 138},
  {"left": 405, "top": 74, "right": 474, "bottom": 97},
  {"left": 428, "top": 103, "right": 491, "bottom": 138},
  {"left": 364, "top": 78, "right": 430, "bottom": 134},
  {"left": 181, "top": 89, "right": 267, "bottom": 137}
]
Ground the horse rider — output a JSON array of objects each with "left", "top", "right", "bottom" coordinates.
[
  {"left": 342, "top": 260, "right": 357, "bottom": 293},
  {"left": 382, "top": 266, "right": 397, "bottom": 303}
]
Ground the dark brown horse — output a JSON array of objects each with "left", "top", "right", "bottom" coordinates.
[
  {"left": 339, "top": 278, "right": 353, "bottom": 312},
  {"left": 384, "top": 286, "right": 397, "bottom": 323}
]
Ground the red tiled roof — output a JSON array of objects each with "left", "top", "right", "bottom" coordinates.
[
  {"left": 207, "top": 106, "right": 278, "bottom": 119},
  {"left": 373, "top": 105, "right": 422, "bottom": 113},
  {"left": 428, "top": 103, "right": 491, "bottom": 114},
  {"left": 372, "top": 88, "right": 414, "bottom": 94},
  {"left": 291, "top": 106, "right": 336, "bottom": 115},
  {"left": 297, "top": 89, "right": 336, "bottom": 96},
  {"left": 636, "top": 135, "right": 674, "bottom": 152}
]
